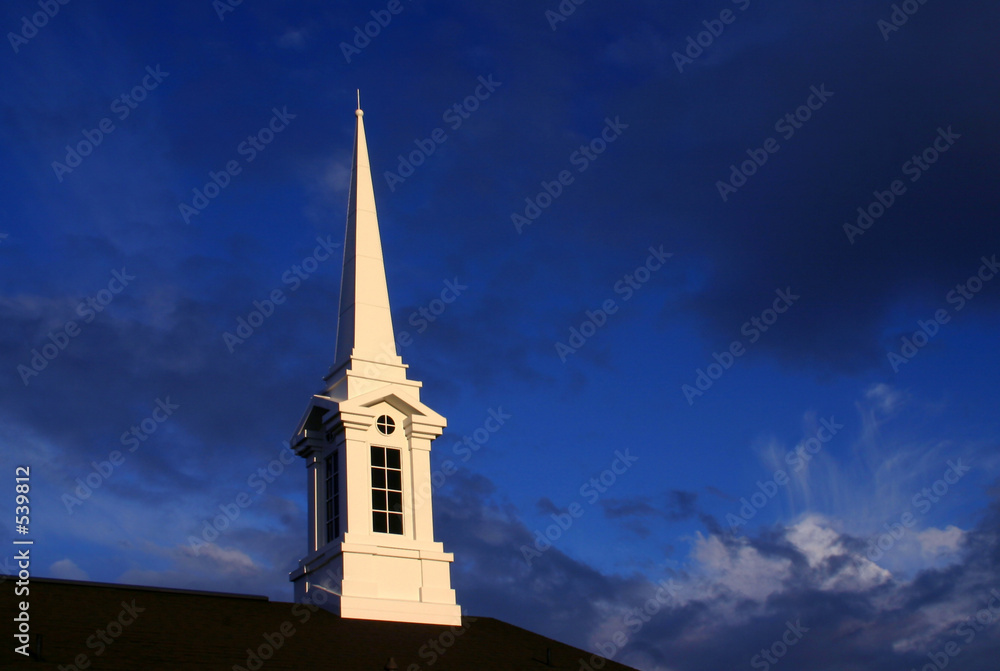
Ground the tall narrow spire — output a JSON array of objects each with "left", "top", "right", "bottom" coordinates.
[{"left": 332, "top": 100, "right": 399, "bottom": 375}]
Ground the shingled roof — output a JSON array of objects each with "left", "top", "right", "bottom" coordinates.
[{"left": 2, "top": 577, "right": 638, "bottom": 670}]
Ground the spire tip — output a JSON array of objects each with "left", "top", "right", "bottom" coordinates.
[{"left": 356, "top": 89, "right": 363, "bottom": 117}]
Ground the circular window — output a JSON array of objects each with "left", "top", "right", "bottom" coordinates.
[{"left": 376, "top": 415, "right": 395, "bottom": 435}]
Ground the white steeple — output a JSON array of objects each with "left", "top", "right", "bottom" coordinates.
[
  {"left": 288, "top": 97, "right": 462, "bottom": 627},
  {"left": 332, "top": 102, "right": 396, "bottom": 369},
  {"left": 323, "top": 97, "right": 414, "bottom": 402}
]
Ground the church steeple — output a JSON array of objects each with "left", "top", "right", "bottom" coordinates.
[
  {"left": 333, "top": 100, "right": 397, "bottom": 369},
  {"left": 325, "top": 97, "right": 410, "bottom": 402},
  {"left": 288, "top": 100, "right": 461, "bottom": 627}
]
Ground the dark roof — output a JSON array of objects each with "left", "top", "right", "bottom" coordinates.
[{"left": 2, "top": 577, "right": 638, "bottom": 670}]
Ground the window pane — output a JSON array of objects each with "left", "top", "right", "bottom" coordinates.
[
  {"left": 387, "top": 490, "right": 402, "bottom": 512},
  {"left": 371, "top": 446, "right": 404, "bottom": 535},
  {"left": 386, "top": 448, "right": 400, "bottom": 469}
]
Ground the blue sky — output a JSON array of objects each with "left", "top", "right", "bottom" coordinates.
[{"left": 2, "top": 1, "right": 999, "bottom": 669}]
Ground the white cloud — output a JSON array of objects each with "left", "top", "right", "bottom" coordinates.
[
  {"left": 865, "top": 383, "right": 905, "bottom": 414},
  {"left": 917, "top": 525, "right": 965, "bottom": 559},
  {"left": 691, "top": 533, "right": 792, "bottom": 605},
  {"left": 49, "top": 558, "right": 89, "bottom": 581},
  {"left": 181, "top": 542, "right": 260, "bottom": 575},
  {"left": 114, "top": 540, "right": 277, "bottom": 597},
  {"left": 322, "top": 159, "right": 351, "bottom": 193},
  {"left": 275, "top": 28, "right": 307, "bottom": 50},
  {"left": 786, "top": 515, "right": 891, "bottom": 591},
  {"left": 689, "top": 515, "right": 891, "bottom": 611}
]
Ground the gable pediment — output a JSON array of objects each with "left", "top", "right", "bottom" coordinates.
[
  {"left": 341, "top": 387, "right": 445, "bottom": 428},
  {"left": 289, "top": 394, "right": 339, "bottom": 441},
  {"left": 289, "top": 388, "right": 445, "bottom": 445}
]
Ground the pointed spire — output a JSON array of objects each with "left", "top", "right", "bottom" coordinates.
[{"left": 331, "top": 97, "right": 400, "bottom": 376}]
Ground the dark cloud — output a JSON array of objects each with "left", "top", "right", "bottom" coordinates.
[
  {"left": 536, "top": 496, "right": 563, "bottom": 516},
  {"left": 665, "top": 490, "right": 699, "bottom": 521},
  {"left": 435, "top": 471, "right": 1000, "bottom": 671},
  {"left": 602, "top": 496, "right": 661, "bottom": 519},
  {"left": 600, "top": 490, "right": 699, "bottom": 523}
]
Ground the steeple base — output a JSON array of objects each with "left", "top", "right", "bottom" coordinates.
[
  {"left": 337, "top": 595, "right": 463, "bottom": 626},
  {"left": 291, "top": 542, "right": 462, "bottom": 626}
]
